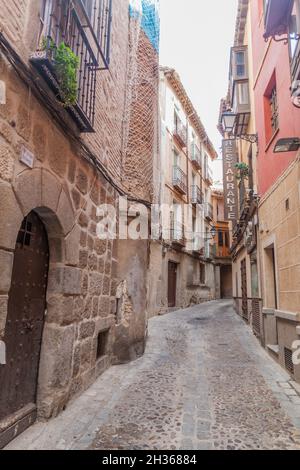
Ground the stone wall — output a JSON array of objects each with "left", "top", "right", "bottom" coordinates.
[{"left": 0, "top": 0, "right": 159, "bottom": 420}]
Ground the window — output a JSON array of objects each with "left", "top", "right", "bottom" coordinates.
[
  {"left": 270, "top": 87, "right": 279, "bottom": 134},
  {"left": 96, "top": 330, "right": 109, "bottom": 359},
  {"left": 218, "top": 230, "right": 224, "bottom": 247},
  {"left": 174, "top": 149, "right": 180, "bottom": 166},
  {"left": 264, "top": 74, "right": 279, "bottom": 143},
  {"left": 236, "top": 51, "right": 245, "bottom": 77},
  {"left": 225, "top": 231, "right": 230, "bottom": 248},
  {"left": 231, "top": 47, "right": 248, "bottom": 81}
]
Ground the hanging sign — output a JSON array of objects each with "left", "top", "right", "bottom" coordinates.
[{"left": 222, "top": 139, "right": 238, "bottom": 222}]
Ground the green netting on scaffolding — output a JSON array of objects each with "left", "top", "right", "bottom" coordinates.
[{"left": 129, "top": 0, "right": 160, "bottom": 52}]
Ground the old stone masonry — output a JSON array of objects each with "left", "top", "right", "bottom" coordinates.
[{"left": 7, "top": 301, "right": 300, "bottom": 451}]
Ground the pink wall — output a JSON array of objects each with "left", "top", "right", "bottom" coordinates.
[{"left": 250, "top": 0, "right": 300, "bottom": 195}]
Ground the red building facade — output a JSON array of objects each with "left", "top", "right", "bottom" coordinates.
[{"left": 251, "top": 0, "right": 300, "bottom": 195}]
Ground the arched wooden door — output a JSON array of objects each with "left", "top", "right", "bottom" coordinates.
[{"left": 0, "top": 211, "right": 49, "bottom": 447}]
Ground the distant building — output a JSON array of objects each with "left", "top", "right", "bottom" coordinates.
[
  {"left": 211, "top": 190, "right": 232, "bottom": 299},
  {"left": 147, "top": 67, "right": 218, "bottom": 316}
]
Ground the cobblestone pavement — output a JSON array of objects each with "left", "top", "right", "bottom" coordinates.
[{"left": 6, "top": 300, "right": 300, "bottom": 450}]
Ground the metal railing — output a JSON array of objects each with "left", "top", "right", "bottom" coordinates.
[
  {"left": 190, "top": 144, "right": 201, "bottom": 168},
  {"left": 174, "top": 117, "right": 187, "bottom": 147},
  {"left": 32, "top": 0, "right": 112, "bottom": 131},
  {"left": 204, "top": 202, "right": 213, "bottom": 220},
  {"left": 173, "top": 166, "right": 187, "bottom": 194},
  {"left": 191, "top": 185, "right": 203, "bottom": 204},
  {"left": 170, "top": 221, "right": 186, "bottom": 246}
]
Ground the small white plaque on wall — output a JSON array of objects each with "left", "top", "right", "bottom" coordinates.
[
  {"left": 0, "top": 80, "right": 6, "bottom": 105},
  {"left": 20, "top": 147, "right": 35, "bottom": 169}
]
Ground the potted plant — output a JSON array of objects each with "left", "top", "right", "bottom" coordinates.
[
  {"left": 41, "top": 38, "right": 79, "bottom": 107},
  {"left": 235, "top": 162, "right": 249, "bottom": 180}
]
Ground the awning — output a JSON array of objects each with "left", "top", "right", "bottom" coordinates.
[{"left": 263, "top": 0, "right": 294, "bottom": 40}]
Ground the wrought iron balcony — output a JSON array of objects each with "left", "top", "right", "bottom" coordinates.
[
  {"left": 204, "top": 202, "right": 213, "bottom": 220},
  {"left": 205, "top": 242, "right": 215, "bottom": 260},
  {"left": 173, "top": 116, "right": 187, "bottom": 147},
  {"left": 173, "top": 166, "right": 187, "bottom": 194},
  {"left": 192, "top": 234, "right": 204, "bottom": 253},
  {"left": 191, "top": 185, "right": 203, "bottom": 205},
  {"left": 170, "top": 221, "right": 186, "bottom": 247},
  {"left": 190, "top": 143, "right": 201, "bottom": 169},
  {"left": 30, "top": 0, "right": 112, "bottom": 132}
]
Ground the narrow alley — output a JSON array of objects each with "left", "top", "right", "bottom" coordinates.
[{"left": 7, "top": 301, "right": 300, "bottom": 451}]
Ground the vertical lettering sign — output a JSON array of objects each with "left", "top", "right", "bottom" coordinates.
[{"left": 222, "top": 139, "right": 238, "bottom": 222}]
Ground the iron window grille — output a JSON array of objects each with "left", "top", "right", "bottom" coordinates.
[{"left": 270, "top": 86, "right": 279, "bottom": 134}]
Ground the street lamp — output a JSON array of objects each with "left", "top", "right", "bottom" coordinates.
[
  {"left": 221, "top": 111, "right": 237, "bottom": 134},
  {"left": 221, "top": 110, "right": 258, "bottom": 144}
]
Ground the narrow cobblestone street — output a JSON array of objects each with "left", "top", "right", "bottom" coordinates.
[{"left": 6, "top": 300, "right": 300, "bottom": 451}]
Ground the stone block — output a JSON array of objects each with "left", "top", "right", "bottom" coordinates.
[
  {"left": 46, "top": 295, "right": 78, "bottom": 326},
  {"left": 98, "top": 296, "right": 111, "bottom": 318},
  {"left": 102, "top": 275, "right": 111, "bottom": 296},
  {"left": 13, "top": 168, "right": 42, "bottom": 216},
  {"left": 0, "top": 183, "right": 24, "bottom": 250},
  {"left": 41, "top": 170, "right": 62, "bottom": 213},
  {"left": 48, "top": 266, "right": 82, "bottom": 295},
  {"left": 65, "top": 225, "right": 81, "bottom": 267},
  {"left": 0, "top": 142, "right": 14, "bottom": 182},
  {"left": 56, "top": 189, "right": 75, "bottom": 236},
  {"left": 32, "top": 122, "right": 47, "bottom": 162},
  {"left": 79, "top": 321, "right": 95, "bottom": 340},
  {"left": 80, "top": 338, "right": 93, "bottom": 369},
  {"left": 16, "top": 103, "right": 31, "bottom": 141},
  {"left": 38, "top": 323, "right": 75, "bottom": 391},
  {"left": 48, "top": 130, "right": 67, "bottom": 177},
  {"left": 79, "top": 250, "right": 88, "bottom": 269},
  {"left": 0, "top": 250, "right": 13, "bottom": 294},
  {"left": 90, "top": 272, "right": 103, "bottom": 295}
]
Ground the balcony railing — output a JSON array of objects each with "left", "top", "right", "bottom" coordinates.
[
  {"left": 204, "top": 165, "right": 213, "bottom": 185},
  {"left": 190, "top": 144, "right": 201, "bottom": 169},
  {"left": 173, "top": 117, "right": 187, "bottom": 147},
  {"left": 173, "top": 166, "right": 187, "bottom": 194},
  {"left": 215, "top": 245, "right": 230, "bottom": 258},
  {"left": 30, "top": 0, "right": 112, "bottom": 132},
  {"left": 170, "top": 221, "right": 186, "bottom": 247},
  {"left": 204, "top": 202, "right": 213, "bottom": 220},
  {"left": 192, "top": 234, "right": 204, "bottom": 253},
  {"left": 205, "top": 243, "right": 215, "bottom": 260},
  {"left": 191, "top": 185, "right": 203, "bottom": 205}
]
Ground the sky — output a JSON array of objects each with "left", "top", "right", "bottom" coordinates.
[{"left": 159, "top": 0, "right": 238, "bottom": 185}]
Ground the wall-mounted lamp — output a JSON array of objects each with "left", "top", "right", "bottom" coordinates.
[
  {"left": 274, "top": 137, "right": 300, "bottom": 153},
  {"left": 221, "top": 110, "right": 258, "bottom": 144}
]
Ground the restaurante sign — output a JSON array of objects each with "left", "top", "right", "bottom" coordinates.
[{"left": 222, "top": 139, "right": 238, "bottom": 222}]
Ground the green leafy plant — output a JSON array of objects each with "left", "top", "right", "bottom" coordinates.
[
  {"left": 41, "top": 38, "right": 79, "bottom": 107},
  {"left": 235, "top": 162, "right": 249, "bottom": 180}
]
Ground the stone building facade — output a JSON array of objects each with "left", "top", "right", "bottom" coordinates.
[
  {"left": 147, "top": 68, "right": 218, "bottom": 317},
  {"left": 0, "top": 0, "right": 160, "bottom": 446}
]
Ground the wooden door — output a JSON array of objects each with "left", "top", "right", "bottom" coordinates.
[
  {"left": 0, "top": 211, "right": 49, "bottom": 447},
  {"left": 168, "top": 262, "right": 177, "bottom": 308}
]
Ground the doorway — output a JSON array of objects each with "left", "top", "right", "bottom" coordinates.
[
  {"left": 241, "top": 258, "right": 248, "bottom": 321},
  {"left": 0, "top": 211, "right": 49, "bottom": 447},
  {"left": 264, "top": 244, "right": 278, "bottom": 309},
  {"left": 168, "top": 261, "right": 177, "bottom": 308}
]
